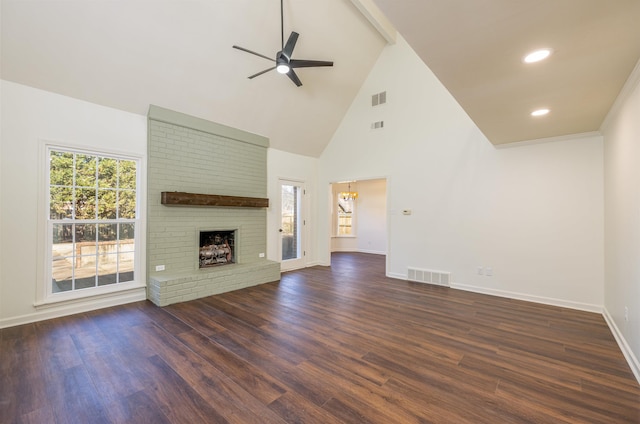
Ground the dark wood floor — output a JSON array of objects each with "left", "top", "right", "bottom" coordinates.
[{"left": 2, "top": 253, "right": 639, "bottom": 423}]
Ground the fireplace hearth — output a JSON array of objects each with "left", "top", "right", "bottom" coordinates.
[{"left": 199, "top": 230, "right": 235, "bottom": 268}]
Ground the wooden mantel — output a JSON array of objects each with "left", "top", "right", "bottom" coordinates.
[{"left": 161, "top": 192, "right": 269, "bottom": 208}]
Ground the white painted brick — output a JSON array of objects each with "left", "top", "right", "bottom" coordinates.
[{"left": 148, "top": 117, "right": 277, "bottom": 306}]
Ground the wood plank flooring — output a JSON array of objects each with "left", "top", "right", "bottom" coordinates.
[{"left": 1, "top": 252, "right": 639, "bottom": 423}]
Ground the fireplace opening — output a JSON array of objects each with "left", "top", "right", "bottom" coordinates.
[{"left": 199, "top": 230, "right": 235, "bottom": 268}]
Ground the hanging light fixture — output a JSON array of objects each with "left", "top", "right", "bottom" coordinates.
[{"left": 339, "top": 182, "right": 358, "bottom": 200}]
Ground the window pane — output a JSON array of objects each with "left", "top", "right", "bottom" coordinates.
[
  {"left": 338, "top": 197, "right": 353, "bottom": 213},
  {"left": 119, "top": 160, "right": 136, "bottom": 189},
  {"left": 119, "top": 223, "right": 135, "bottom": 252},
  {"left": 52, "top": 223, "right": 74, "bottom": 293},
  {"left": 118, "top": 190, "right": 136, "bottom": 219},
  {"left": 97, "top": 224, "right": 118, "bottom": 287},
  {"left": 281, "top": 184, "right": 302, "bottom": 261},
  {"left": 75, "top": 254, "right": 97, "bottom": 290},
  {"left": 97, "top": 254, "right": 117, "bottom": 286},
  {"left": 52, "top": 268, "right": 73, "bottom": 293},
  {"left": 76, "top": 224, "right": 96, "bottom": 244},
  {"left": 97, "top": 189, "right": 117, "bottom": 219},
  {"left": 75, "top": 154, "right": 97, "bottom": 187},
  {"left": 50, "top": 187, "right": 73, "bottom": 219},
  {"left": 98, "top": 223, "right": 118, "bottom": 243},
  {"left": 75, "top": 188, "right": 97, "bottom": 219},
  {"left": 338, "top": 213, "right": 352, "bottom": 235},
  {"left": 52, "top": 223, "right": 73, "bottom": 246},
  {"left": 50, "top": 151, "right": 74, "bottom": 186},
  {"left": 98, "top": 157, "right": 118, "bottom": 188},
  {"left": 118, "top": 252, "right": 135, "bottom": 282}
]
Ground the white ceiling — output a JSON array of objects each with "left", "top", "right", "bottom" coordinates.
[
  {"left": 2, "top": 1, "right": 640, "bottom": 155},
  {"left": 0, "top": 0, "right": 386, "bottom": 157},
  {"left": 372, "top": 0, "right": 640, "bottom": 145}
]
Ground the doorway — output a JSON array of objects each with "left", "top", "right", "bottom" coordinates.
[
  {"left": 330, "top": 178, "right": 387, "bottom": 255},
  {"left": 279, "top": 179, "right": 306, "bottom": 271}
]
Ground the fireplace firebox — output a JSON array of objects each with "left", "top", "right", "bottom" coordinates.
[{"left": 199, "top": 230, "right": 235, "bottom": 268}]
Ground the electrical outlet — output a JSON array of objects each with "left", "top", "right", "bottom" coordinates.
[
  {"left": 259, "top": 253, "right": 265, "bottom": 258},
  {"left": 485, "top": 267, "right": 493, "bottom": 277},
  {"left": 155, "top": 265, "right": 165, "bottom": 272},
  {"left": 477, "top": 267, "right": 484, "bottom": 275},
  {"left": 625, "top": 306, "right": 629, "bottom": 322}
]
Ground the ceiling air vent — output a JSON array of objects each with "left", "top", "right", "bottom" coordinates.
[{"left": 371, "top": 91, "right": 387, "bottom": 106}]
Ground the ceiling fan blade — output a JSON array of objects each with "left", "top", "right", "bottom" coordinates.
[
  {"left": 282, "top": 32, "right": 299, "bottom": 59},
  {"left": 290, "top": 59, "right": 334, "bottom": 68},
  {"left": 287, "top": 69, "right": 303, "bottom": 87},
  {"left": 248, "top": 67, "right": 276, "bottom": 79},
  {"left": 232, "top": 45, "right": 275, "bottom": 62}
]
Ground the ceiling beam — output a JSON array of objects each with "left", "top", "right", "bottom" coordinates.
[{"left": 349, "top": 0, "right": 397, "bottom": 44}]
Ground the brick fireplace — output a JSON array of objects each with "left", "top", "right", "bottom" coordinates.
[{"left": 146, "top": 105, "right": 280, "bottom": 307}]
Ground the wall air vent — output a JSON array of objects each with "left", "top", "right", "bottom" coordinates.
[
  {"left": 371, "top": 121, "right": 384, "bottom": 130},
  {"left": 407, "top": 267, "right": 451, "bottom": 287},
  {"left": 371, "top": 91, "right": 387, "bottom": 106}
]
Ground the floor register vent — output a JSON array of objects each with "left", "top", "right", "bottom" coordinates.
[{"left": 407, "top": 267, "right": 451, "bottom": 287}]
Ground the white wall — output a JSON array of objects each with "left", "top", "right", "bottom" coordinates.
[
  {"left": 602, "top": 61, "right": 640, "bottom": 379},
  {"left": 0, "top": 42, "right": 3, "bottom": 325},
  {"left": 266, "top": 148, "right": 318, "bottom": 266},
  {"left": 318, "top": 35, "right": 604, "bottom": 311},
  {"left": 0, "top": 81, "right": 147, "bottom": 328},
  {"left": 331, "top": 179, "right": 387, "bottom": 254}
]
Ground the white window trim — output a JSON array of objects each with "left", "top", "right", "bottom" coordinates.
[{"left": 35, "top": 141, "right": 146, "bottom": 308}]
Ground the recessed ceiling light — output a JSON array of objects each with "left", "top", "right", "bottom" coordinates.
[
  {"left": 523, "top": 48, "right": 553, "bottom": 64},
  {"left": 531, "top": 108, "right": 550, "bottom": 117}
]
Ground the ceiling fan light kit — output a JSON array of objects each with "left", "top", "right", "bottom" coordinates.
[
  {"left": 276, "top": 62, "right": 290, "bottom": 74},
  {"left": 232, "top": 0, "right": 333, "bottom": 87}
]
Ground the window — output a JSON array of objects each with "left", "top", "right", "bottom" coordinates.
[
  {"left": 47, "top": 147, "right": 139, "bottom": 298},
  {"left": 337, "top": 196, "right": 355, "bottom": 236}
]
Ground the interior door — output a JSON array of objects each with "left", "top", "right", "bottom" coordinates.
[{"left": 279, "top": 180, "right": 305, "bottom": 271}]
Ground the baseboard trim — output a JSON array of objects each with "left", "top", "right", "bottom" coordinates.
[
  {"left": 331, "top": 248, "right": 386, "bottom": 255},
  {"left": 603, "top": 307, "right": 640, "bottom": 384},
  {"left": 357, "top": 249, "right": 386, "bottom": 255},
  {"left": 451, "top": 283, "right": 602, "bottom": 313},
  {"left": 0, "top": 288, "right": 147, "bottom": 329}
]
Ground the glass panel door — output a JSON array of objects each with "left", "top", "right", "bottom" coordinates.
[{"left": 280, "top": 180, "right": 305, "bottom": 270}]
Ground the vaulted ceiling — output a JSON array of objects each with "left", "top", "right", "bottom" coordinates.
[
  {"left": 372, "top": 0, "right": 640, "bottom": 145},
  {"left": 2, "top": 0, "right": 640, "bottom": 155},
  {"left": 1, "top": 0, "right": 387, "bottom": 157}
]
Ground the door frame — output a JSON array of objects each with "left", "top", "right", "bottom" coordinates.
[
  {"left": 278, "top": 178, "right": 308, "bottom": 271},
  {"left": 326, "top": 176, "right": 390, "bottom": 276}
]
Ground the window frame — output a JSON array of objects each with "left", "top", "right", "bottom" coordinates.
[
  {"left": 335, "top": 193, "right": 357, "bottom": 238},
  {"left": 38, "top": 143, "right": 144, "bottom": 306}
]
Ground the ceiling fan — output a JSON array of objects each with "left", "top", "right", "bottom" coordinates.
[{"left": 232, "top": 0, "right": 334, "bottom": 87}]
